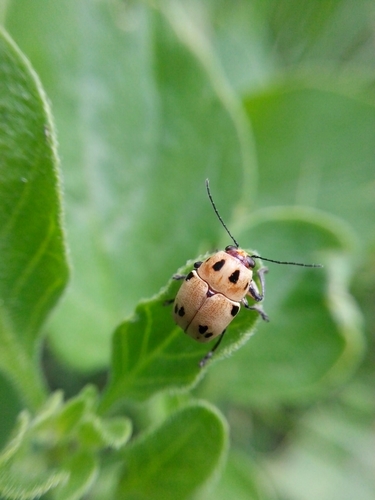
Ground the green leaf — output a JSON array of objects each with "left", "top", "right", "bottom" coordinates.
[
  {"left": 266, "top": 393, "right": 375, "bottom": 500},
  {"left": 196, "top": 450, "right": 276, "bottom": 500},
  {"left": 255, "top": 0, "right": 375, "bottom": 68},
  {"left": 99, "top": 255, "right": 264, "bottom": 411},
  {"left": 51, "top": 385, "right": 98, "bottom": 438},
  {"left": 0, "top": 386, "right": 131, "bottom": 500},
  {"left": 0, "top": 28, "right": 69, "bottom": 408},
  {"left": 95, "top": 417, "right": 132, "bottom": 450},
  {"left": 244, "top": 83, "right": 375, "bottom": 247},
  {"left": 0, "top": 411, "right": 30, "bottom": 465},
  {"left": 53, "top": 451, "right": 98, "bottom": 500},
  {"left": 54, "top": 398, "right": 87, "bottom": 436},
  {"left": 210, "top": 0, "right": 375, "bottom": 90},
  {"left": 0, "top": 374, "right": 22, "bottom": 449},
  {"left": 0, "top": 28, "right": 69, "bottom": 349},
  {"left": 0, "top": 462, "right": 67, "bottom": 500},
  {"left": 0, "top": 404, "right": 68, "bottom": 500},
  {"left": 27, "top": 385, "right": 132, "bottom": 450},
  {"left": 78, "top": 415, "right": 132, "bottom": 450},
  {"left": 115, "top": 402, "right": 228, "bottom": 500},
  {"left": 31, "top": 390, "right": 64, "bottom": 431}
]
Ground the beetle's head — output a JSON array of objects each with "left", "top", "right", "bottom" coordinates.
[{"left": 225, "top": 245, "right": 255, "bottom": 269}]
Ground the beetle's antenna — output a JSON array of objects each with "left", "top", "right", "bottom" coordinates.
[
  {"left": 251, "top": 255, "right": 323, "bottom": 268},
  {"left": 205, "top": 179, "right": 322, "bottom": 268},
  {"left": 206, "top": 179, "right": 239, "bottom": 248}
]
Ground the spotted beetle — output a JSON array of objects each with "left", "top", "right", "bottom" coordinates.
[{"left": 172, "top": 180, "right": 322, "bottom": 367}]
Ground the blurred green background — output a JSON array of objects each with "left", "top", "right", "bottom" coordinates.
[{"left": 1, "top": 0, "right": 374, "bottom": 499}]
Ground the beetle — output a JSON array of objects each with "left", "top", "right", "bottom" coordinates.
[{"left": 171, "top": 179, "right": 322, "bottom": 367}]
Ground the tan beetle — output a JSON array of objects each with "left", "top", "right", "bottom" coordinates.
[{"left": 171, "top": 180, "right": 322, "bottom": 367}]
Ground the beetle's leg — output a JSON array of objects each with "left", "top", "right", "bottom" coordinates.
[
  {"left": 165, "top": 274, "right": 186, "bottom": 304},
  {"left": 173, "top": 274, "right": 186, "bottom": 280},
  {"left": 165, "top": 273, "right": 186, "bottom": 305},
  {"left": 242, "top": 298, "right": 269, "bottom": 321},
  {"left": 167, "top": 266, "right": 199, "bottom": 304},
  {"left": 174, "top": 261, "right": 201, "bottom": 281},
  {"left": 199, "top": 329, "right": 226, "bottom": 368},
  {"left": 163, "top": 298, "right": 175, "bottom": 306},
  {"left": 248, "top": 267, "right": 268, "bottom": 301},
  {"left": 244, "top": 267, "right": 269, "bottom": 321}
]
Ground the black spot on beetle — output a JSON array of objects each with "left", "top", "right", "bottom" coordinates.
[
  {"left": 204, "top": 332, "right": 213, "bottom": 339},
  {"left": 178, "top": 306, "right": 185, "bottom": 317},
  {"left": 198, "top": 325, "right": 208, "bottom": 334},
  {"left": 174, "top": 304, "right": 178, "bottom": 314},
  {"left": 231, "top": 305, "right": 239, "bottom": 316},
  {"left": 229, "top": 269, "right": 240, "bottom": 284},
  {"left": 243, "top": 281, "right": 249, "bottom": 290},
  {"left": 186, "top": 271, "right": 194, "bottom": 281},
  {"left": 212, "top": 259, "right": 225, "bottom": 271}
]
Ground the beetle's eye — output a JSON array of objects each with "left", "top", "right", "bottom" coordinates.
[
  {"left": 246, "top": 256, "right": 255, "bottom": 268},
  {"left": 225, "top": 245, "right": 237, "bottom": 252}
]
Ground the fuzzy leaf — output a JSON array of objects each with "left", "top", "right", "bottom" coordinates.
[
  {"left": 0, "top": 28, "right": 69, "bottom": 351},
  {"left": 53, "top": 451, "right": 98, "bottom": 500},
  {"left": 115, "top": 402, "right": 228, "bottom": 500},
  {"left": 245, "top": 84, "right": 375, "bottom": 247},
  {"left": 195, "top": 450, "right": 276, "bottom": 500},
  {"left": 0, "top": 412, "right": 29, "bottom": 465},
  {"left": 0, "top": 387, "right": 129, "bottom": 500},
  {"left": 78, "top": 415, "right": 132, "bottom": 450},
  {"left": 267, "top": 394, "right": 375, "bottom": 500},
  {"left": 0, "top": 28, "right": 69, "bottom": 408},
  {"left": 0, "top": 463, "right": 67, "bottom": 500},
  {"left": 0, "top": 409, "right": 68, "bottom": 500}
]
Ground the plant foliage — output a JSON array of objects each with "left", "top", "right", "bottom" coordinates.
[{"left": 0, "top": 1, "right": 374, "bottom": 499}]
